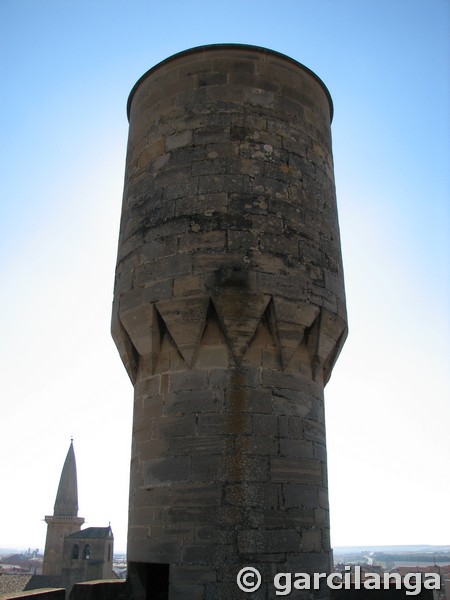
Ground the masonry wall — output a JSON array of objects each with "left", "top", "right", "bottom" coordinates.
[
  {"left": 42, "top": 518, "right": 84, "bottom": 577},
  {"left": 61, "top": 536, "right": 114, "bottom": 595},
  {"left": 112, "top": 44, "right": 347, "bottom": 600}
]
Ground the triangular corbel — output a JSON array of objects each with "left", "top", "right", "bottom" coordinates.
[
  {"left": 211, "top": 291, "right": 271, "bottom": 364},
  {"left": 119, "top": 297, "right": 161, "bottom": 375},
  {"left": 156, "top": 295, "right": 210, "bottom": 368},
  {"left": 306, "top": 307, "right": 347, "bottom": 382},
  {"left": 271, "top": 297, "right": 320, "bottom": 370}
]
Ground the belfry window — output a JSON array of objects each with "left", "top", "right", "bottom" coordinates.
[
  {"left": 72, "top": 544, "right": 79, "bottom": 559},
  {"left": 83, "top": 544, "right": 91, "bottom": 559}
]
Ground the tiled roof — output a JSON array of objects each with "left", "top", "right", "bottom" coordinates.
[
  {"left": 0, "top": 573, "right": 63, "bottom": 598},
  {"left": 0, "top": 574, "right": 31, "bottom": 597},
  {"left": 24, "top": 575, "right": 62, "bottom": 591},
  {"left": 65, "top": 526, "right": 113, "bottom": 540}
]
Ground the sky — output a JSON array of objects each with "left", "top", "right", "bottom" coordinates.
[{"left": 0, "top": 0, "right": 449, "bottom": 555}]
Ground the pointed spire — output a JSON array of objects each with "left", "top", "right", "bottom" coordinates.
[{"left": 53, "top": 440, "right": 79, "bottom": 517}]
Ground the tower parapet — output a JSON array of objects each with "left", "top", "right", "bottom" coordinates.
[{"left": 112, "top": 44, "right": 347, "bottom": 599}]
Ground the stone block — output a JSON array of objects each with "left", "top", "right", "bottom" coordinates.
[
  {"left": 224, "top": 482, "right": 278, "bottom": 508},
  {"left": 152, "top": 414, "right": 197, "bottom": 438},
  {"left": 313, "top": 442, "right": 327, "bottom": 461},
  {"left": 165, "top": 129, "right": 193, "bottom": 151},
  {"left": 178, "top": 230, "right": 226, "bottom": 252},
  {"left": 163, "top": 177, "right": 198, "bottom": 202},
  {"left": 139, "top": 486, "right": 172, "bottom": 507},
  {"left": 263, "top": 507, "right": 315, "bottom": 529},
  {"left": 168, "top": 435, "right": 225, "bottom": 456},
  {"left": 166, "top": 506, "right": 219, "bottom": 527},
  {"left": 143, "top": 456, "right": 190, "bottom": 486},
  {"left": 197, "top": 413, "right": 223, "bottom": 435},
  {"left": 137, "top": 438, "right": 168, "bottom": 460},
  {"left": 272, "top": 391, "right": 314, "bottom": 418},
  {"left": 301, "top": 528, "right": 322, "bottom": 552},
  {"left": 252, "top": 414, "right": 278, "bottom": 436},
  {"left": 270, "top": 457, "right": 322, "bottom": 484},
  {"left": 195, "top": 526, "right": 233, "bottom": 545},
  {"left": 193, "top": 127, "right": 230, "bottom": 145},
  {"left": 172, "top": 483, "right": 221, "bottom": 506},
  {"left": 303, "top": 418, "right": 326, "bottom": 444},
  {"left": 286, "top": 551, "right": 330, "bottom": 575},
  {"left": 220, "top": 455, "right": 269, "bottom": 482},
  {"left": 183, "top": 544, "right": 217, "bottom": 565},
  {"left": 314, "top": 507, "right": 329, "bottom": 526},
  {"left": 134, "top": 400, "right": 162, "bottom": 431},
  {"left": 128, "top": 506, "right": 157, "bottom": 527},
  {"left": 318, "top": 487, "right": 329, "bottom": 510},
  {"left": 133, "top": 254, "right": 192, "bottom": 287},
  {"left": 191, "top": 158, "right": 226, "bottom": 176},
  {"left": 287, "top": 416, "right": 304, "bottom": 438},
  {"left": 173, "top": 274, "right": 203, "bottom": 296},
  {"left": 190, "top": 455, "right": 220, "bottom": 482},
  {"left": 169, "top": 584, "right": 205, "bottom": 599},
  {"left": 170, "top": 564, "right": 217, "bottom": 585},
  {"left": 195, "top": 345, "right": 229, "bottom": 368},
  {"left": 166, "top": 143, "right": 199, "bottom": 168},
  {"left": 235, "top": 435, "right": 278, "bottom": 456},
  {"left": 280, "top": 439, "right": 314, "bottom": 458},
  {"left": 164, "top": 389, "right": 223, "bottom": 415},
  {"left": 176, "top": 192, "right": 229, "bottom": 217},
  {"left": 282, "top": 484, "right": 319, "bottom": 509},
  {"left": 222, "top": 412, "right": 252, "bottom": 435},
  {"left": 243, "top": 87, "right": 274, "bottom": 108},
  {"left": 238, "top": 528, "right": 301, "bottom": 554},
  {"left": 169, "top": 370, "right": 208, "bottom": 391}
]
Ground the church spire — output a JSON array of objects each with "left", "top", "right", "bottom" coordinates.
[
  {"left": 43, "top": 440, "right": 85, "bottom": 576},
  {"left": 54, "top": 439, "right": 79, "bottom": 516}
]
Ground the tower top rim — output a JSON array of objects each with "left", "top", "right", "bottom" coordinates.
[{"left": 126, "top": 43, "right": 334, "bottom": 122}]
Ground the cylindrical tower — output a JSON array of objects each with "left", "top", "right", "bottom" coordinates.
[{"left": 112, "top": 44, "right": 347, "bottom": 599}]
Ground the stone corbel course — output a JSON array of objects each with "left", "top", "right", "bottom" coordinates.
[{"left": 115, "top": 291, "right": 346, "bottom": 383}]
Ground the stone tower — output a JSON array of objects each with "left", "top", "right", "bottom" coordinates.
[
  {"left": 112, "top": 44, "right": 347, "bottom": 599},
  {"left": 61, "top": 526, "right": 114, "bottom": 593},
  {"left": 43, "top": 440, "right": 85, "bottom": 576}
]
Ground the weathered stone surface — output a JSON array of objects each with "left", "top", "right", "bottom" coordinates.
[{"left": 112, "top": 44, "right": 347, "bottom": 600}]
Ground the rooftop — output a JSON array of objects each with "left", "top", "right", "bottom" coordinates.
[{"left": 65, "top": 527, "right": 113, "bottom": 540}]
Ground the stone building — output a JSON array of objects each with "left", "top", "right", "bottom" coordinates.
[
  {"left": 61, "top": 526, "right": 114, "bottom": 593},
  {"left": 43, "top": 441, "right": 85, "bottom": 577},
  {"left": 41, "top": 442, "right": 114, "bottom": 595},
  {"left": 112, "top": 43, "right": 348, "bottom": 599}
]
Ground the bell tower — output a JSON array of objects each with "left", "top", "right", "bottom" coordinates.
[
  {"left": 112, "top": 44, "right": 347, "bottom": 599},
  {"left": 42, "top": 440, "right": 85, "bottom": 576}
]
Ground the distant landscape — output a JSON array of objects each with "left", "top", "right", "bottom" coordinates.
[
  {"left": 1, "top": 545, "right": 448, "bottom": 584},
  {"left": 333, "top": 545, "right": 450, "bottom": 567},
  {"left": 2, "top": 545, "right": 449, "bottom": 559},
  {"left": 334, "top": 545, "right": 450, "bottom": 554}
]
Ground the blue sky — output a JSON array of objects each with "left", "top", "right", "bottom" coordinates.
[{"left": 1, "top": 0, "right": 449, "bottom": 553}]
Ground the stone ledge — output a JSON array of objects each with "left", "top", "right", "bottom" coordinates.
[
  {"left": 70, "top": 580, "right": 128, "bottom": 600},
  {"left": 1, "top": 590, "right": 65, "bottom": 600}
]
